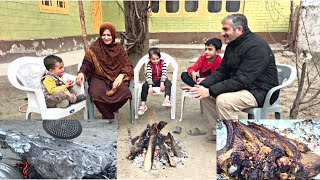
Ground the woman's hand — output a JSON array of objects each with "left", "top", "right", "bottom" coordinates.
[
  {"left": 76, "top": 73, "right": 85, "bottom": 86},
  {"left": 113, "top": 74, "right": 125, "bottom": 89}
]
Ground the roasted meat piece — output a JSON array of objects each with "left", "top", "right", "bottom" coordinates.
[{"left": 217, "top": 120, "right": 320, "bottom": 179}]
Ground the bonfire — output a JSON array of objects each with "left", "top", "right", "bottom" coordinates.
[{"left": 127, "top": 121, "right": 186, "bottom": 171}]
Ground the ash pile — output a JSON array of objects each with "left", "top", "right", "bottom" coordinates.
[
  {"left": 0, "top": 130, "right": 116, "bottom": 179},
  {"left": 217, "top": 120, "right": 320, "bottom": 180},
  {"left": 127, "top": 121, "right": 187, "bottom": 171}
]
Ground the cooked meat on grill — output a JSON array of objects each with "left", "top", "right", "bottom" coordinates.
[{"left": 217, "top": 120, "right": 320, "bottom": 180}]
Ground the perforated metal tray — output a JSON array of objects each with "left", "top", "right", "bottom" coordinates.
[{"left": 42, "top": 120, "right": 82, "bottom": 139}]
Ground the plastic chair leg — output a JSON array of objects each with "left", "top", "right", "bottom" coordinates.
[
  {"left": 87, "top": 100, "right": 95, "bottom": 120},
  {"left": 130, "top": 99, "right": 134, "bottom": 123},
  {"left": 134, "top": 89, "right": 140, "bottom": 119},
  {"left": 26, "top": 112, "right": 32, "bottom": 120},
  {"left": 179, "top": 95, "right": 185, "bottom": 122},
  {"left": 83, "top": 106, "right": 88, "bottom": 120}
]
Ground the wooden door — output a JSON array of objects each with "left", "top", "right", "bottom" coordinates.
[{"left": 91, "top": 0, "right": 102, "bottom": 34}]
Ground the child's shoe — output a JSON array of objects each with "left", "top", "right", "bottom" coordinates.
[
  {"left": 162, "top": 99, "right": 171, "bottom": 107},
  {"left": 138, "top": 105, "right": 148, "bottom": 115},
  {"left": 75, "top": 94, "right": 87, "bottom": 103},
  {"left": 56, "top": 99, "right": 69, "bottom": 108}
]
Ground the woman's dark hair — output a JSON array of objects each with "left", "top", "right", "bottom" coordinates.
[
  {"left": 44, "top": 55, "right": 63, "bottom": 70},
  {"left": 205, "top": 38, "right": 222, "bottom": 50},
  {"left": 148, "top": 47, "right": 161, "bottom": 58}
]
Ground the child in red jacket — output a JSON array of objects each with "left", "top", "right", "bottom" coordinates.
[
  {"left": 138, "top": 47, "right": 172, "bottom": 115},
  {"left": 181, "top": 38, "right": 222, "bottom": 86}
]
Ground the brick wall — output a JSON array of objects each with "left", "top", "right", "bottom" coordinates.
[{"left": 245, "top": 1, "right": 292, "bottom": 32}]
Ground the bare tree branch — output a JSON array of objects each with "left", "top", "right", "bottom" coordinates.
[
  {"left": 300, "top": 89, "right": 320, "bottom": 104},
  {"left": 115, "top": 0, "right": 125, "bottom": 14},
  {"left": 300, "top": 101, "right": 320, "bottom": 111}
]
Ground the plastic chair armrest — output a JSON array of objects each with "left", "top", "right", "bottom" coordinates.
[{"left": 63, "top": 73, "right": 85, "bottom": 95}]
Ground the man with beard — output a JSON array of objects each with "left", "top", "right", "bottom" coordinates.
[{"left": 182, "top": 14, "right": 279, "bottom": 143}]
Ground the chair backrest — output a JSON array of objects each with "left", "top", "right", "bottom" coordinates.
[
  {"left": 134, "top": 52, "right": 178, "bottom": 85},
  {"left": 263, "top": 63, "right": 296, "bottom": 107},
  {"left": 7, "top": 57, "right": 45, "bottom": 91},
  {"left": 277, "top": 64, "right": 296, "bottom": 85}
]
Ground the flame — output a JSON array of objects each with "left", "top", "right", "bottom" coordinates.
[{"left": 17, "top": 161, "right": 30, "bottom": 177}]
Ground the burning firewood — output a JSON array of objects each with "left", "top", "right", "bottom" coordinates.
[
  {"left": 127, "top": 121, "right": 183, "bottom": 171},
  {"left": 217, "top": 120, "right": 320, "bottom": 179}
]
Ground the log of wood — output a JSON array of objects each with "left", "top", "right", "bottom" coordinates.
[
  {"left": 144, "top": 135, "right": 155, "bottom": 171},
  {"left": 167, "top": 133, "right": 182, "bottom": 158}
]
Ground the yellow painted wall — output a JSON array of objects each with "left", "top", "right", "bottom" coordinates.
[
  {"left": 103, "top": 0, "right": 300, "bottom": 33},
  {"left": 244, "top": 0, "right": 294, "bottom": 32},
  {"left": 101, "top": 1, "right": 125, "bottom": 32},
  {"left": 0, "top": 1, "right": 93, "bottom": 40}
]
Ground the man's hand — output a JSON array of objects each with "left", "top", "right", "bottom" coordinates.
[
  {"left": 76, "top": 73, "right": 85, "bottom": 86},
  {"left": 181, "top": 85, "right": 210, "bottom": 100},
  {"left": 112, "top": 74, "right": 125, "bottom": 89},
  {"left": 65, "top": 80, "right": 74, "bottom": 89},
  {"left": 160, "top": 82, "right": 165, "bottom": 92}
]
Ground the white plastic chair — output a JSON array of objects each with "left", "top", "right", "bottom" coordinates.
[
  {"left": 134, "top": 52, "right": 178, "bottom": 120},
  {"left": 179, "top": 88, "right": 204, "bottom": 122},
  {"left": 77, "top": 61, "right": 135, "bottom": 123},
  {"left": 242, "top": 64, "right": 297, "bottom": 119},
  {"left": 7, "top": 57, "right": 88, "bottom": 120}
]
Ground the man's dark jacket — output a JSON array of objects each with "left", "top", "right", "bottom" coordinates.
[{"left": 200, "top": 30, "right": 279, "bottom": 107}]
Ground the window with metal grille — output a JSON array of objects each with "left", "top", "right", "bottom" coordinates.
[
  {"left": 185, "top": 0, "right": 198, "bottom": 12},
  {"left": 39, "top": 0, "right": 69, "bottom": 14},
  {"left": 57, "top": 0, "right": 65, "bottom": 8},
  {"left": 208, "top": 0, "right": 222, "bottom": 13},
  {"left": 151, "top": 0, "right": 160, "bottom": 13},
  {"left": 166, "top": 0, "right": 179, "bottom": 13},
  {"left": 150, "top": 0, "right": 243, "bottom": 16},
  {"left": 226, "top": 0, "right": 240, "bottom": 12}
]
